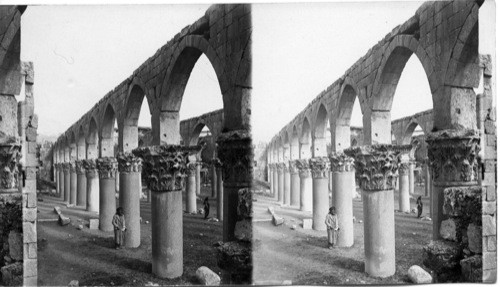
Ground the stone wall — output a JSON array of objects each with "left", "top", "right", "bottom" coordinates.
[{"left": 0, "top": 195, "right": 23, "bottom": 286}]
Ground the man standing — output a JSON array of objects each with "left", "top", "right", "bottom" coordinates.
[{"left": 325, "top": 206, "right": 339, "bottom": 249}]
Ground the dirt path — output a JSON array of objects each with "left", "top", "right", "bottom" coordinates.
[
  {"left": 37, "top": 186, "right": 223, "bottom": 286},
  {"left": 252, "top": 187, "right": 432, "bottom": 285}
]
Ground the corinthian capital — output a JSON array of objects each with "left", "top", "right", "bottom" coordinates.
[
  {"left": 75, "top": 160, "right": 86, "bottom": 175},
  {"left": 117, "top": 152, "right": 142, "bottom": 173},
  {"left": 329, "top": 152, "right": 354, "bottom": 173},
  {"left": 288, "top": 160, "right": 299, "bottom": 174},
  {"left": 96, "top": 157, "right": 118, "bottom": 179},
  {"left": 82, "top": 159, "right": 98, "bottom": 178},
  {"left": 133, "top": 145, "right": 201, "bottom": 192},
  {"left": 345, "top": 145, "right": 403, "bottom": 191},
  {"left": 295, "top": 159, "right": 311, "bottom": 178},
  {"left": 309, "top": 157, "right": 330, "bottom": 178},
  {"left": 216, "top": 130, "right": 253, "bottom": 187}
]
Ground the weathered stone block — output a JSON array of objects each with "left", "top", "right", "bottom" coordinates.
[
  {"left": 26, "top": 192, "right": 37, "bottom": 208},
  {"left": 487, "top": 236, "right": 496, "bottom": 251},
  {"left": 8, "top": 231, "right": 23, "bottom": 261},
  {"left": 483, "top": 269, "right": 497, "bottom": 283},
  {"left": 0, "top": 262, "right": 23, "bottom": 286},
  {"left": 485, "top": 186, "right": 496, "bottom": 202},
  {"left": 482, "top": 201, "right": 496, "bottom": 215},
  {"left": 443, "top": 186, "right": 482, "bottom": 223},
  {"left": 24, "top": 258, "right": 37, "bottom": 277},
  {"left": 27, "top": 242, "right": 37, "bottom": 259},
  {"left": 483, "top": 251, "right": 497, "bottom": 269},
  {"left": 407, "top": 265, "right": 432, "bottom": 284},
  {"left": 196, "top": 266, "right": 221, "bottom": 285},
  {"left": 23, "top": 222, "right": 36, "bottom": 243},
  {"left": 89, "top": 219, "right": 99, "bottom": 230},
  {"left": 440, "top": 219, "right": 457, "bottom": 241},
  {"left": 303, "top": 218, "right": 312, "bottom": 230},
  {"left": 272, "top": 214, "right": 284, "bottom": 226},
  {"left": 482, "top": 215, "right": 496, "bottom": 236},
  {"left": 25, "top": 127, "right": 37, "bottom": 141},
  {"left": 58, "top": 214, "right": 71, "bottom": 226},
  {"left": 23, "top": 207, "right": 37, "bottom": 222},
  {"left": 234, "top": 219, "right": 251, "bottom": 242},
  {"left": 216, "top": 241, "right": 251, "bottom": 284},
  {"left": 467, "top": 224, "right": 482, "bottom": 254},
  {"left": 460, "top": 255, "right": 482, "bottom": 282},
  {"left": 423, "top": 240, "right": 462, "bottom": 282},
  {"left": 54, "top": 206, "right": 61, "bottom": 215}
]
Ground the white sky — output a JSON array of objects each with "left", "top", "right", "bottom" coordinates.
[{"left": 20, "top": 1, "right": 495, "bottom": 143}]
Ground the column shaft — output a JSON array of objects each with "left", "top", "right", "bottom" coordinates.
[
  {"left": 290, "top": 171, "right": 300, "bottom": 207},
  {"left": 86, "top": 171, "right": 99, "bottom": 212},
  {"left": 97, "top": 157, "right": 118, "bottom": 232},
  {"left": 185, "top": 171, "right": 197, "bottom": 213},
  {"left": 398, "top": 167, "right": 410, "bottom": 212},
  {"left": 211, "top": 165, "right": 217, "bottom": 198},
  {"left": 64, "top": 169, "right": 70, "bottom": 202},
  {"left": 216, "top": 167, "right": 223, "bottom": 221},
  {"left": 70, "top": 168, "right": 77, "bottom": 205},
  {"left": 273, "top": 168, "right": 278, "bottom": 200},
  {"left": 119, "top": 171, "right": 141, "bottom": 247},
  {"left": 58, "top": 168, "right": 64, "bottom": 200},
  {"left": 277, "top": 165, "right": 284, "bottom": 203},
  {"left": 195, "top": 164, "right": 201, "bottom": 196},
  {"left": 408, "top": 163, "right": 415, "bottom": 195},
  {"left": 284, "top": 169, "right": 290, "bottom": 205},
  {"left": 310, "top": 157, "right": 330, "bottom": 231},
  {"left": 77, "top": 173, "right": 87, "bottom": 207}
]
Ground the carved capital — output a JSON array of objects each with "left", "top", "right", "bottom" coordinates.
[
  {"left": 426, "top": 129, "right": 480, "bottom": 186},
  {"left": 96, "top": 157, "right": 118, "bottom": 179},
  {"left": 329, "top": 152, "right": 355, "bottom": 173},
  {"left": 237, "top": 188, "right": 253, "bottom": 219},
  {"left": 216, "top": 130, "right": 253, "bottom": 187},
  {"left": 288, "top": 160, "right": 299, "bottom": 175},
  {"left": 276, "top": 162, "right": 286, "bottom": 174},
  {"left": 398, "top": 162, "right": 410, "bottom": 175},
  {"left": 186, "top": 162, "right": 198, "bottom": 177},
  {"left": 345, "top": 145, "right": 404, "bottom": 192},
  {"left": 295, "top": 159, "right": 311, "bottom": 178},
  {"left": 117, "top": 152, "right": 142, "bottom": 173},
  {"left": 133, "top": 145, "right": 201, "bottom": 192},
  {"left": 75, "top": 160, "right": 86, "bottom": 175},
  {"left": 62, "top": 162, "right": 71, "bottom": 173},
  {"left": 0, "top": 143, "right": 22, "bottom": 191},
  {"left": 82, "top": 159, "right": 98, "bottom": 178},
  {"left": 309, "top": 157, "right": 330, "bottom": 178},
  {"left": 69, "top": 162, "right": 76, "bottom": 173}
]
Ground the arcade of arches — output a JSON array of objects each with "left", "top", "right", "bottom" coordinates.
[
  {"left": 263, "top": 0, "right": 495, "bottom": 282},
  {"left": 49, "top": 4, "right": 252, "bottom": 282}
]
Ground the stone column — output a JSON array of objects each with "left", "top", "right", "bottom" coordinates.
[
  {"left": 211, "top": 162, "right": 217, "bottom": 199},
  {"left": 277, "top": 163, "right": 285, "bottom": 204},
  {"left": 58, "top": 163, "right": 65, "bottom": 199},
  {"left": 268, "top": 164, "right": 274, "bottom": 196},
  {"left": 296, "top": 159, "right": 312, "bottom": 212},
  {"left": 272, "top": 164, "right": 279, "bottom": 200},
  {"left": 283, "top": 164, "right": 291, "bottom": 206},
  {"left": 133, "top": 144, "right": 201, "bottom": 279},
  {"left": 398, "top": 162, "right": 410, "bottom": 213},
  {"left": 117, "top": 153, "right": 143, "bottom": 248},
  {"left": 426, "top": 129, "right": 480, "bottom": 240},
  {"left": 214, "top": 158, "right": 224, "bottom": 221},
  {"left": 408, "top": 161, "right": 415, "bottom": 195},
  {"left": 96, "top": 157, "right": 118, "bottom": 232},
  {"left": 63, "top": 163, "right": 70, "bottom": 203},
  {"left": 424, "top": 161, "right": 431, "bottom": 197},
  {"left": 195, "top": 162, "right": 201, "bottom": 196},
  {"left": 75, "top": 160, "right": 87, "bottom": 207},
  {"left": 289, "top": 161, "right": 300, "bottom": 207},
  {"left": 185, "top": 162, "right": 197, "bottom": 213},
  {"left": 69, "top": 162, "right": 77, "bottom": 205},
  {"left": 309, "top": 157, "right": 330, "bottom": 231},
  {"left": 330, "top": 152, "right": 355, "bottom": 247},
  {"left": 217, "top": 130, "right": 253, "bottom": 242},
  {"left": 346, "top": 145, "right": 402, "bottom": 278},
  {"left": 82, "top": 159, "right": 99, "bottom": 213}
]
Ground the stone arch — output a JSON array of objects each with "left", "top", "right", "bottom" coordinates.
[
  {"left": 69, "top": 130, "right": 77, "bottom": 162},
  {"left": 445, "top": 6, "right": 480, "bottom": 88},
  {"left": 100, "top": 103, "right": 117, "bottom": 157},
  {"left": 189, "top": 121, "right": 216, "bottom": 146},
  {"left": 351, "top": 138, "right": 358, "bottom": 147},
  {"left": 77, "top": 125, "right": 86, "bottom": 160},
  {"left": 371, "top": 35, "right": 435, "bottom": 111},
  {"left": 121, "top": 79, "right": 154, "bottom": 152},
  {"left": 300, "top": 116, "right": 312, "bottom": 159},
  {"left": 402, "top": 120, "right": 425, "bottom": 145},
  {"left": 313, "top": 103, "right": 329, "bottom": 157},
  {"left": 86, "top": 116, "right": 99, "bottom": 159},
  {"left": 157, "top": 36, "right": 228, "bottom": 145},
  {"left": 333, "top": 80, "right": 361, "bottom": 152}
]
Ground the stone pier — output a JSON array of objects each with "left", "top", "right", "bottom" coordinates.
[
  {"left": 133, "top": 145, "right": 200, "bottom": 278},
  {"left": 272, "top": 164, "right": 279, "bottom": 201},
  {"left": 69, "top": 162, "right": 77, "bottom": 205},
  {"left": 268, "top": 164, "right": 274, "bottom": 196},
  {"left": 346, "top": 145, "right": 402, "bottom": 278},
  {"left": 408, "top": 162, "right": 415, "bottom": 195},
  {"left": 217, "top": 130, "right": 253, "bottom": 242},
  {"left": 283, "top": 164, "right": 291, "bottom": 206},
  {"left": 213, "top": 158, "right": 224, "bottom": 221},
  {"left": 96, "top": 157, "right": 118, "bottom": 232},
  {"left": 63, "top": 163, "right": 70, "bottom": 203},
  {"left": 82, "top": 159, "right": 99, "bottom": 212},
  {"left": 329, "top": 152, "right": 355, "bottom": 247},
  {"left": 426, "top": 129, "right": 480, "bottom": 240},
  {"left": 289, "top": 161, "right": 300, "bottom": 207},
  {"left": 75, "top": 160, "right": 87, "bottom": 207},
  {"left": 309, "top": 157, "right": 330, "bottom": 231},
  {"left": 57, "top": 163, "right": 64, "bottom": 199},
  {"left": 398, "top": 161, "right": 411, "bottom": 213},
  {"left": 117, "top": 153, "right": 142, "bottom": 248},
  {"left": 296, "top": 159, "right": 312, "bottom": 212},
  {"left": 277, "top": 163, "right": 285, "bottom": 204},
  {"left": 211, "top": 162, "right": 217, "bottom": 199},
  {"left": 195, "top": 162, "right": 201, "bottom": 196},
  {"left": 185, "top": 162, "right": 197, "bottom": 213}
]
